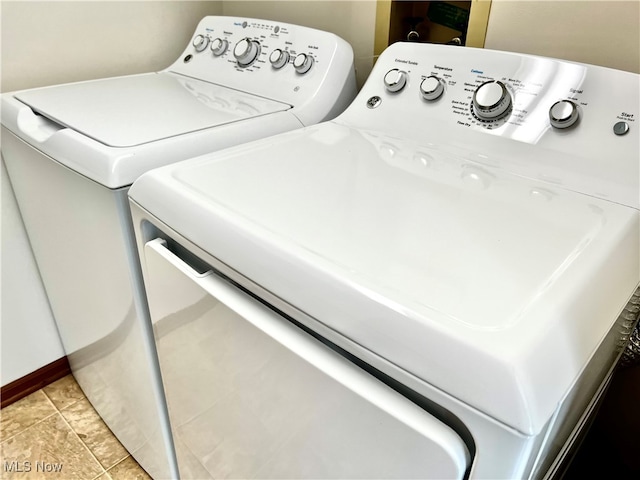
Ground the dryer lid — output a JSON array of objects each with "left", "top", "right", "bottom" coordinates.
[
  {"left": 14, "top": 72, "right": 291, "bottom": 148},
  {"left": 130, "top": 122, "right": 640, "bottom": 435}
]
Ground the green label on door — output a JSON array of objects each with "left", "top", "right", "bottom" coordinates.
[{"left": 427, "top": 2, "right": 469, "bottom": 31}]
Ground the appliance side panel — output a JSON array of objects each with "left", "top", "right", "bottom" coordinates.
[
  {"left": 0, "top": 156, "right": 65, "bottom": 385},
  {"left": 1, "top": 128, "right": 174, "bottom": 479}
]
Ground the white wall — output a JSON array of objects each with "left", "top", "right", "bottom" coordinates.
[
  {"left": 222, "top": 0, "right": 377, "bottom": 87},
  {"left": 484, "top": 0, "right": 640, "bottom": 74},
  {"left": 0, "top": 0, "right": 223, "bottom": 387},
  {"left": 1, "top": 0, "right": 224, "bottom": 92}
]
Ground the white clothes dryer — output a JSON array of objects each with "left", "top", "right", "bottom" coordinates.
[
  {"left": 1, "top": 16, "right": 355, "bottom": 479},
  {"left": 129, "top": 42, "right": 639, "bottom": 479}
]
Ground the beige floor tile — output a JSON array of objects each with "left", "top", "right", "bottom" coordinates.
[
  {"left": 42, "top": 375, "right": 84, "bottom": 410},
  {"left": 0, "top": 391, "right": 56, "bottom": 440},
  {"left": 107, "top": 456, "right": 151, "bottom": 480},
  {"left": 60, "top": 398, "right": 128, "bottom": 470},
  {"left": 0, "top": 413, "right": 104, "bottom": 479}
]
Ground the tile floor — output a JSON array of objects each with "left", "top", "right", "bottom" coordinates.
[{"left": 0, "top": 375, "right": 150, "bottom": 480}]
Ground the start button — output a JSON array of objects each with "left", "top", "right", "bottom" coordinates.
[{"left": 613, "top": 121, "right": 630, "bottom": 136}]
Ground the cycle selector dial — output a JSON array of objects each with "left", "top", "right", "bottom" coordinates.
[
  {"left": 269, "top": 49, "right": 290, "bottom": 69},
  {"left": 384, "top": 69, "right": 408, "bottom": 93},
  {"left": 549, "top": 100, "right": 579, "bottom": 129},
  {"left": 472, "top": 80, "right": 512, "bottom": 120},
  {"left": 193, "top": 34, "right": 210, "bottom": 52},
  {"left": 293, "top": 53, "right": 314, "bottom": 74},
  {"left": 420, "top": 76, "right": 444, "bottom": 101},
  {"left": 234, "top": 38, "right": 261, "bottom": 67},
  {"left": 210, "top": 38, "right": 228, "bottom": 56}
]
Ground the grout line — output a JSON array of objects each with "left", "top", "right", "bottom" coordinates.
[
  {"left": 41, "top": 386, "right": 61, "bottom": 410},
  {"left": 57, "top": 396, "right": 85, "bottom": 414},
  {"left": 104, "top": 450, "right": 131, "bottom": 472},
  {"left": 107, "top": 454, "right": 132, "bottom": 472},
  {"left": 0, "top": 391, "right": 60, "bottom": 444},
  {"left": 0, "top": 411, "right": 59, "bottom": 445},
  {"left": 41, "top": 379, "right": 85, "bottom": 413},
  {"left": 91, "top": 467, "right": 113, "bottom": 480},
  {"left": 56, "top": 390, "right": 132, "bottom": 473},
  {"left": 56, "top": 399, "right": 108, "bottom": 477}
]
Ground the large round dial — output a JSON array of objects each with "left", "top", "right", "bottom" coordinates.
[
  {"left": 384, "top": 69, "right": 408, "bottom": 93},
  {"left": 193, "top": 34, "right": 210, "bottom": 52},
  {"left": 269, "top": 49, "right": 290, "bottom": 69},
  {"left": 472, "top": 80, "right": 512, "bottom": 120},
  {"left": 549, "top": 100, "right": 579, "bottom": 129},
  {"left": 210, "top": 38, "right": 228, "bottom": 56},
  {"left": 234, "top": 38, "right": 261, "bottom": 67},
  {"left": 293, "top": 53, "right": 314, "bottom": 74},
  {"left": 419, "top": 76, "right": 444, "bottom": 101}
]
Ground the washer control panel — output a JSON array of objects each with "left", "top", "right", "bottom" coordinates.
[
  {"left": 347, "top": 42, "right": 637, "bottom": 138},
  {"left": 337, "top": 42, "right": 639, "bottom": 208},
  {"left": 183, "top": 19, "right": 321, "bottom": 74},
  {"left": 169, "top": 16, "right": 355, "bottom": 117}
]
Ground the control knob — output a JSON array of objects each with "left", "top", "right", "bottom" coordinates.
[
  {"left": 269, "top": 49, "right": 290, "bottom": 69},
  {"left": 193, "top": 34, "right": 210, "bottom": 52},
  {"left": 293, "top": 53, "right": 314, "bottom": 74},
  {"left": 234, "top": 38, "right": 261, "bottom": 67},
  {"left": 472, "top": 80, "right": 512, "bottom": 120},
  {"left": 384, "top": 69, "right": 408, "bottom": 93},
  {"left": 549, "top": 100, "right": 579, "bottom": 129},
  {"left": 419, "top": 76, "right": 444, "bottom": 101},
  {"left": 210, "top": 38, "right": 228, "bottom": 56}
]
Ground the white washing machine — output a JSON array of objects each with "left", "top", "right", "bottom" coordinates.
[
  {"left": 129, "top": 42, "right": 639, "bottom": 479},
  {"left": 1, "top": 16, "right": 355, "bottom": 479}
]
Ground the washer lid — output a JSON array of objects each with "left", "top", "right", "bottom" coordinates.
[
  {"left": 130, "top": 122, "right": 640, "bottom": 435},
  {"left": 14, "top": 72, "right": 290, "bottom": 147}
]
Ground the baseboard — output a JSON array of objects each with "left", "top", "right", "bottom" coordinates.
[{"left": 1, "top": 357, "right": 71, "bottom": 409}]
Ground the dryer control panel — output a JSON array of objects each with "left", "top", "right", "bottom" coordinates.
[
  {"left": 336, "top": 42, "right": 639, "bottom": 208},
  {"left": 168, "top": 17, "right": 356, "bottom": 125}
]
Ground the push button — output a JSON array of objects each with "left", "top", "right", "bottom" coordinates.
[{"left": 613, "top": 121, "right": 630, "bottom": 136}]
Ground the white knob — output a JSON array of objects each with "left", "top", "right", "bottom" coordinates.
[
  {"left": 472, "top": 80, "right": 512, "bottom": 120},
  {"left": 210, "top": 38, "right": 228, "bottom": 56},
  {"left": 384, "top": 69, "right": 408, "bottom": 93},
  {"left": 419, "top": 76, "right": 444, "bottom": 101},
  {"left": 193, "top": 34, "right": 209, "bottom": 52},
  {"left": 293, "top": 53, "right": 314, "bottom": 74},
  {"left": 549, "top": 100, "right": 579, "bottom": 129},
  {"left": 234, "top": 38, "right": 261, "bottom": 67},
  {"left": 269, "top": 48, "right": 290, "bottom": 69}
]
